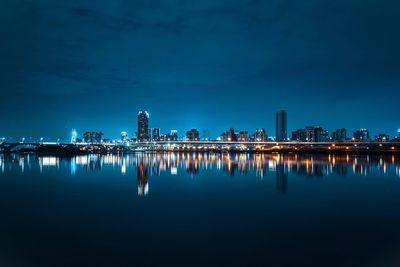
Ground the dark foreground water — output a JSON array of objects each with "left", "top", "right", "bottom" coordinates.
[{"left": 1, "top": 153, "right": 400, "bottom": 267}]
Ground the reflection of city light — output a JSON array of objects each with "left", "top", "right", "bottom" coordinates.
[
  {"left": 138, "top": 183, "right": 149, "bottom": 196},
  {"left": 75, "top": 156, "right": 88, "bottom": 165},
  {"left": 121, "top": 162, "right": 126, "bottom": 175},
  {"left": 41, "top": 157, "right": 58, "bottom": 166},
  {"left": 71, "top": 158, "right": 77, "bottom": 176},
  {"left": 2, "top": 153, "right": 400, "bottom": 187},
  {"left": 0, "top": 155, "right": 4, "bottom": 173}
]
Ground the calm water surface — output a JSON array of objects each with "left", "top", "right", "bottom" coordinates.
[{"left": 1, "top": 152, "right": 400, "bottom": 267}]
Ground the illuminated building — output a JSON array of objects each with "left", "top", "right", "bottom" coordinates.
[
  {"left": 149, "top": 128, "right": 160, "bottom": 141},
  {"left": 292, "top": 126, "right": 327, "bottom": 142},
  {"left": 353, "top": 129, "right": 370, "bottom": 141},
  {"left": 186, "top": 129, "right": 199, "bottom": 141},
  {"left": 375, "top": 134, "right": 389, "bottom": 142},
  {"left": 218, "top": 132, "right": 227, "bottom": 141},
  {"left": 137, "top": 111, "right": 149, "bottom": 142},
  {"left": 332, "top": 128, "right": 347, "bottom": 142},
  {"left": 159, "top": 134, "right": 167, "bottom": 141},
  {"left": 254, "top": 128, "right": 267, "bottom": 142},
  {"left": 83, "top": 131, "right": 103, "bottom": 144},
  {"left": 167, "top": 130, "right": 178, "bottom": 141},
  {"left": 275, "top": 110, "right": 287, "bottom": 141},
  {"left": 226, "top": 128, "right": 237, "bottom": 142},
  {"left": 236, "top": 131, "right": 249, "bottom": 142},
  {"left": 121, "top": 131, "right": 129, "bottom": 142},
  {"left": 322, "top": 130, "right": 331, "bottom": 142},
  {"left": 71, "top": 129, "right": 78, "bottom": 144}
]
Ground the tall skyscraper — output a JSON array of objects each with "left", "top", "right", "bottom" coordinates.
[
  {"left": 275, "top": 110, "right": 287, "bottom": 142},
  {"left": 137, "top": 111, "right": 149, "bottom": 142}
]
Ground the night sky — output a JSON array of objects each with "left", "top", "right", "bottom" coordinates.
[{"left": 1, "top": 0, "right": 399, "bottom": 140}]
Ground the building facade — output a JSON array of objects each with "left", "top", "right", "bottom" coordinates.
[
  {"left": 275, "top": 110, "right": 287, "bottom": 142},
  {"left": 254, "top": 128, "right": 267, "bottom": 142},
  {"left": 186, "top": 129, "right": 200, "bottom": 141},
  {"left": 83, "top": 131, "right": 104, "bottom": 144},
  {"left": 149, "top": 128, "right": 160, "bottom": 141},
  {"left": 353, "top": 129, "right": 370, "bottom": 141},
  {"left": 137, "top": 111, "right": 149, "bottom": 142},
  {"left": 292, "top": 126, "right": 328, "bottom": 142},
  {"left": 332, "top": 128, "right": 347, "bottom": 142}
]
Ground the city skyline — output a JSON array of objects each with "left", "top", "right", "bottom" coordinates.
[{"left": 1, "top": 108, "right": 400, "bottom": 142}]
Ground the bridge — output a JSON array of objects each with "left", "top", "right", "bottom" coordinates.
[{"left": 1, "top": 140, "right": 400, "bottom": 154}]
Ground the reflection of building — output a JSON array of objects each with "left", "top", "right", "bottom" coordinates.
[
  {"left": 186, "top": 129, "right": 199, "bottom": 141},
  {"left": 83, "top": 132, "right": 103, "bottom": 144},
  {"left": 276, "top": 163, "right": 288, "bottom": 193},
  {"left": 137, "top": 160, "right": 149, "bottom": 196},
  {"left": 353, "top": 129, "right": 370, "bottom": 141},
  {"left": 138, "top": 111, "right": 149, "bottom": 142},
  {"left": 275, "top": 110, "right": 287, "bottom": 141}
]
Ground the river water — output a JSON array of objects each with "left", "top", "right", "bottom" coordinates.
[{"left": 1, "top": 152, "right": 400, "bottom": 266}]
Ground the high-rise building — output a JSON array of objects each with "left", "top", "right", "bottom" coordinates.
[
  {"left": 254, "top": 128, "right": 267, "bottom": 142},
  {"left": 332, "top": 128, "right": 347, "bottom": 142},
  {"left": 237, "top": 131, "right": 249, "bottom": 142},
  {"left": 292, "top": 126, "right": 326, "bottom": 142},
  {"left": 218, "top": 132, "right": 227, "bottom": 141},
  {"left": 275, "top": 110, "right": 287, "bottom": 142},
  {"left": 167, "top": 130, "right": 178, "bottom": 141},
  {"left": 353, "top": 129, "right": 370, "bottom": 141},
  {"left": 137, "top": 111, "right": 149, "bottom": 142},
  {"left": 226, "top": 128, "right": 237, "bottom": 142},
  {"left": 149, "top": 128, "right": 160, "bottom": 141},
  {"left": 186, "top": 129, "right": 200, "bottom": 141}
]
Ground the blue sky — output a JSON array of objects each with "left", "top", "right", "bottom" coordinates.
[{"left": 1, "top": 0, "right": 399, "bottom": 140}]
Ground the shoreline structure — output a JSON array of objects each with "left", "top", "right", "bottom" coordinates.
[{"left": 1, "top": 141, "right": 400, "bottom": 155}]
